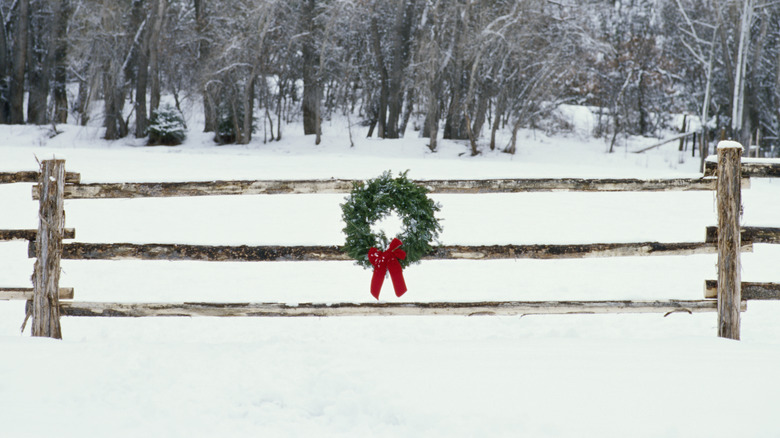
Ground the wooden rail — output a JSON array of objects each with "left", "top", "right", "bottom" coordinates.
[
  {"left": 704, "top": 281, "right": 780, "bottom": 300},
  {"left": 58, "top": 299, "right": 737, "bottom": 318},
  {"left": 32, "top": 177, "right": 739, "bottom": 199},
  {"left": 705, "top": 226, "right": 780, "bottom": 244},
  {"left": 0, "top": 229, "right": 76, "bottom": 241},
  {"left": 0, "top": 288, "right": 74, "bottom": 300},
  {"left": 703, "top": 159, "right": 780, "bottom": 178},
  {"left": 28, "top": 241, "right": 752, "bottom": 262},
  {"left": 0, "top": 171, "right": 80, "bottom": 184}
]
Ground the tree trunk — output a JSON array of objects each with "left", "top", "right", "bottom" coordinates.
[
  {"left": 465, "top": 113, "right": 478, "bottom": 156},
  {"left": 385, "top": 0, "right": 416, "bottom": 139},
  {"left": 678, "top": 114, "right": 687, "bottom": 151},
  {"left": 104, "top": 70, "right": 127, "bottom": 140},
  {"left": 369, "top": 16, "right": 389, "bottom": 138},
  {"left": 135, "top": 17, "right": 150, "bottom": 138},
  {"left": 367, "top": 92, "right": 378, "bottom": 138},
  {"left": 443, "top": 88, "right": 468, "bottom": 140},
  {"left": 126, "top": 0, "right": 146, "bottom": 137},
  {"left": 75, "top": 70, "right": 91, "bottom": 126},
  {"left": 720, "top": 0, "right": 749, "bottom": 135},
  {"left": 699, "top": 23, "right": 718, "bottom": 172},
  {"left": 505, "top": 119, "right": 521, "bottom": 154},
  {"left": 125, "top": 0, "right": 146, "bottom": 94},
  {"left": 26, "top": 50, "right": 50, "bottom": 125},
  {"left": 442, "top": 6, "right": 469, "bottom": 141},
  {"left": 276, "top": 78, "right": 284, "bottom": 140},
  {"left": 609, "top": 71, "right": 633, "bottom": 153},
  {"left": 637, "top": 71, "right": 647, "bottom": 135},
  {"left": 51, "top": 0, "right": 70, "bottom": 124},
  {"left": 27, "top": 0, "right": 53, "bottom": 125},
  {"left": 471, "top": 91, "right": 489, "bottom": 140},
  {"left": 238, "top": 73, "right": 255, "bottom": 145},
  {"left": 10, "top": 0, "right": 29, "bottom": 124},
  {"left": 490, "top": 95, "right": 506, "bottom": 151},
  {"left": 301, "top": 58, "right": 319, "bottom": 136},
  {"left": 0, "top": 7, "right": 12, "bottom": 123},
  {"left": 399, "top": 88, "right": 413, "bottom": 137},
  {"left": 194, "top": 0, "right": 216, "bottom": 132},
  {"left": 148, "top": 0, "right": 166, "bottom": 116},
  {"left": 301, "top": 0, "right": 321, "bottom": 139},
  {"left": 26, "top": 84, "right": 49, "bottom": 124},
  {"left": 426, "top": 94, "right": 440, "bottom": 152}
]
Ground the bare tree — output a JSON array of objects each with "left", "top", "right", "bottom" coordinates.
[
  {"left": 51, "top": 0, "right": 71, "bottom": 124},
  {"left": 148, "top": 0, "right": 166, "bottom": 115},
  {"left": 300, "top": 0, "right": 320, "bottom": 141},
  {"left": 132, "top": 0, "right": 150, "bottom": 138},
  {"left": 26, "top": 0, "right": 52, "bottom": 125},
  {"left": 0, "top": 4, "right": 11, "bottom": 123},
  {"left": 9, "top": 0, "right": 28, "bottom": 124},
  {"left": 194, "top": 0, "right": 217, "bottom": 132}
]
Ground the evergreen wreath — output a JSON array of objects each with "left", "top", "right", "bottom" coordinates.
[{"left": 341, "top": 171, "right": 442, "bottom": 269}]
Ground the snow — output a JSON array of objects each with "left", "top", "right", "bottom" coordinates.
[
  {"left": 2, "top": 117, "right": 780, "bottom": 437},
  {"left": 371, "top": 210, "right": 405, "bottom": 243},
  {"left": 718, "top": 140, "right": 744, "bottom": 150}
]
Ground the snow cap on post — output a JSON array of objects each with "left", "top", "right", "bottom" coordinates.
[{"left": 717, "top": 140, "right": 743, "bottom": 151}]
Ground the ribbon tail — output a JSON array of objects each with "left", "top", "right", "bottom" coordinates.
[
  {"left": 387, "top": 259, "right": 407, "bottom": 297},
  {"left": 370, "top": 266, "right": 387, "bottom": 300}
]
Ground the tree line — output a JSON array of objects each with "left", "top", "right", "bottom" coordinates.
[{"left": 1, "top": 0, "right": 779, "bottom": 154}]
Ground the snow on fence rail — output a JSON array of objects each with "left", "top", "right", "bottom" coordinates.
[{"left": 3, "top": 150, "right": 780, "bottom": 340}]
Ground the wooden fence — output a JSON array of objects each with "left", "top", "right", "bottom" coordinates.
[{"left": 2, "top": 142, "right": 779, "bottom": 341}]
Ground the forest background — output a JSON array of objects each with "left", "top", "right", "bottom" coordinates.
[{"left": 1, "top": 0, "right": 778, "bottom": 157}]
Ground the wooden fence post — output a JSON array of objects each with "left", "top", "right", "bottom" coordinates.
[
  {"left": 32, "top": 159, "right": 65, "bottom": 339},
  {"left": 716, "top": 141, "right": 743, "bottom": 340}
]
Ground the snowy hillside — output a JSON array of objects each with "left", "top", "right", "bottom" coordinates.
[{"left": 2, "top": 116, "right": 780, "bottom": 437}]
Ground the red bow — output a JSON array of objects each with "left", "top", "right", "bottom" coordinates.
[{"left": 367, "top": 238, "right": 407, "bottom": 300}]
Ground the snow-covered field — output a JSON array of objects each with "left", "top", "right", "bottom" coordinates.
[{"left": 2, "top": 116, "right": 780, "bottom": 437}]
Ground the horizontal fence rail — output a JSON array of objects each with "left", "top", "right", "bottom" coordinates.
[
  {"left": 705, "top": 226, "right": 780, "bottom": 244},
  {"left": 31, "top": 177, "right": 745, "bottom": 199},
  {"left": 0, "top": 229, "right": 76, "bottom": 241},
  {"left": 704, "top": 281, "right": 780, "bottom": 300},
  {"left": 0, "top": 171, "right": 81, "bottom": 184},
  {"left": 0, "top": 288, "right": 74, "bottom": 300},
  {"left": 704, "top": 159, "right": 780, "bottom": 178},
  {"left": 58, "top": 299, "right": 740, "bottom": 318},
  {"left": 27, "top": 241, "right": 753, "bottom": 262}
]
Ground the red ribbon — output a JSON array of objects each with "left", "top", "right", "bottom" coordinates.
[{"left": 367, "top": 238, "right": 407, "bottom": 300}]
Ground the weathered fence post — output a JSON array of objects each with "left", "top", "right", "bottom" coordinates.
[
  {"left": 32, "top": 159, "right": 65, "bottom": 339},
  {"left": 716, "top": 141, "right": 743, "bottom": 340}
]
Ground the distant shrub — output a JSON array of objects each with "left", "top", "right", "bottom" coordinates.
[
  {"left": 214, "top": 101, "right": 256, "bottom": 145},
  {"left": 147, "top": 104, "right": 187, "bottom": 146},
  {"left": 215, "top": 107, "right": 238, "bottom": 144}
]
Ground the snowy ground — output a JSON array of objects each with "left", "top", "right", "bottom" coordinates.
[{"left": 2, "top": 115, "right": 780, "bottom": 437}]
